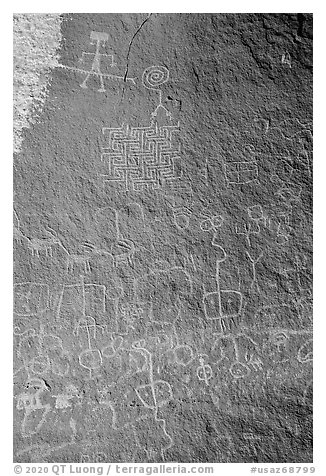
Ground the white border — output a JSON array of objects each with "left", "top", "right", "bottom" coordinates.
[{"left": 3, "top": 3, "right": 324, "bottom": 473}]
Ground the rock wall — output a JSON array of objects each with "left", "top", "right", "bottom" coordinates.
[{"left": 13, "top": 13, "right": 313, "bottom": 463}]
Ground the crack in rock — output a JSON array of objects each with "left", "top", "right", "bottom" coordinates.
[{"left": 123, "top": 13, "right": 152, "bottom": 83}]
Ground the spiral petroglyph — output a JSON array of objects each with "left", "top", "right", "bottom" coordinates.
[{"left": 142, "top": 65, "right": 170, "bottom": 89}]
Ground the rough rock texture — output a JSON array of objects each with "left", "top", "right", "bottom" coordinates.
[
  {"left": 13, "top": 13, "right": 62, "bottom": 154},
  {"left": 13, "top": 13, "right": 313, "bottom": 463}
]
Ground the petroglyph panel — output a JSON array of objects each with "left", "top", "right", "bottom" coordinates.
[{"left": 14, "top": 13, "right": 312, "bottom": 464}]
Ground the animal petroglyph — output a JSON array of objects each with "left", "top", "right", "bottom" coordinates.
[{"left": 26, "top": 228, "right": 63, "bottom": 258}]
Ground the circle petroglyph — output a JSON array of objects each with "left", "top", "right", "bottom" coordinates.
[{"left": 142, "top": 65, "right": 169, "bottom": 89}]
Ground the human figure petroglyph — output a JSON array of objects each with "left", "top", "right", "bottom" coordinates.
[
  {"left": 235, "top": 221, "right": 261, "bottom": 248},
  {"left": 128, "top": 340, "right": 174, "bottom": 450},
  {"left": 234, "top": 205, "right": 268, "bottom": 247},
  {"left": 265, "top": 204, "right": 293, "bottom": 246},
  {"left": 202, "top": 248, "right": 243, "bottom": 332},
  {"left": 159, "top": 322, "right": 195, "bottom": 368},
  {"left": 196, "top": 354, "right": 213, "bottom": 386},
  {"left": 200, "top": 213, "right": 224, "bottom": 247},
  {"left": 211, "top": 332, "right": 261, "bottom": 379},
  {"left": 74, "top": 276, "right": 103, "bottom": 379},
  {"left": 15, "top": 324, "right": 71, "bottom": 380},
  {"left": 55, "top": 281, "right": 109, "bottom": 325},
  {"left": 14, "top": 283, "right": 50, "bottom": 316},
  {"left": 245, "top": 250, "right": 263, "bottom": 293},
  {"left": 16, "top": 377, "right": 51, "bottom": 438},
  {"left": 247, "top": 205, "right": 267, "bottom": 227},
  {"left": 74, "top": 314, "right": 105, "bottom": 341},
  {"left": 52, "top": 384, "right": 81, "bottom": 410},
  {"left": 57, "top": 31, "right": 135, "bottom": 91},
  {"left": 80, "top": 31, "right": 113, "bottom": 92},
  {"left": 142, "top": 65, "right": 172, "bottom": 119}
]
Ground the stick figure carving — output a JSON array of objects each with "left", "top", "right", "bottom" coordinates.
[
  {"left": 142, "top": 65, "right": 172, "bottom": 119},
  {"left": 202, "top": 247, "right": 243, "bottom": 332}
]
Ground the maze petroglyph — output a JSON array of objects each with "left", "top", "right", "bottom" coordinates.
[{"left": 100, "top": 121, "right": 182, "bottom": 192}]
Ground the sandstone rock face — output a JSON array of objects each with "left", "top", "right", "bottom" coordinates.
[{"left": 13, "top": 13, "right": 313, "bottom": 463}]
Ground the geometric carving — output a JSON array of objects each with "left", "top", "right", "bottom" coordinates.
[{"left": 100, "top": 121, "right": 181, "bottom": 192}]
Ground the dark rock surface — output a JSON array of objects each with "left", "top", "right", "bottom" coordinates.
[{"left": 13, "top": 13, "right": 313, "bottom": 463}]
